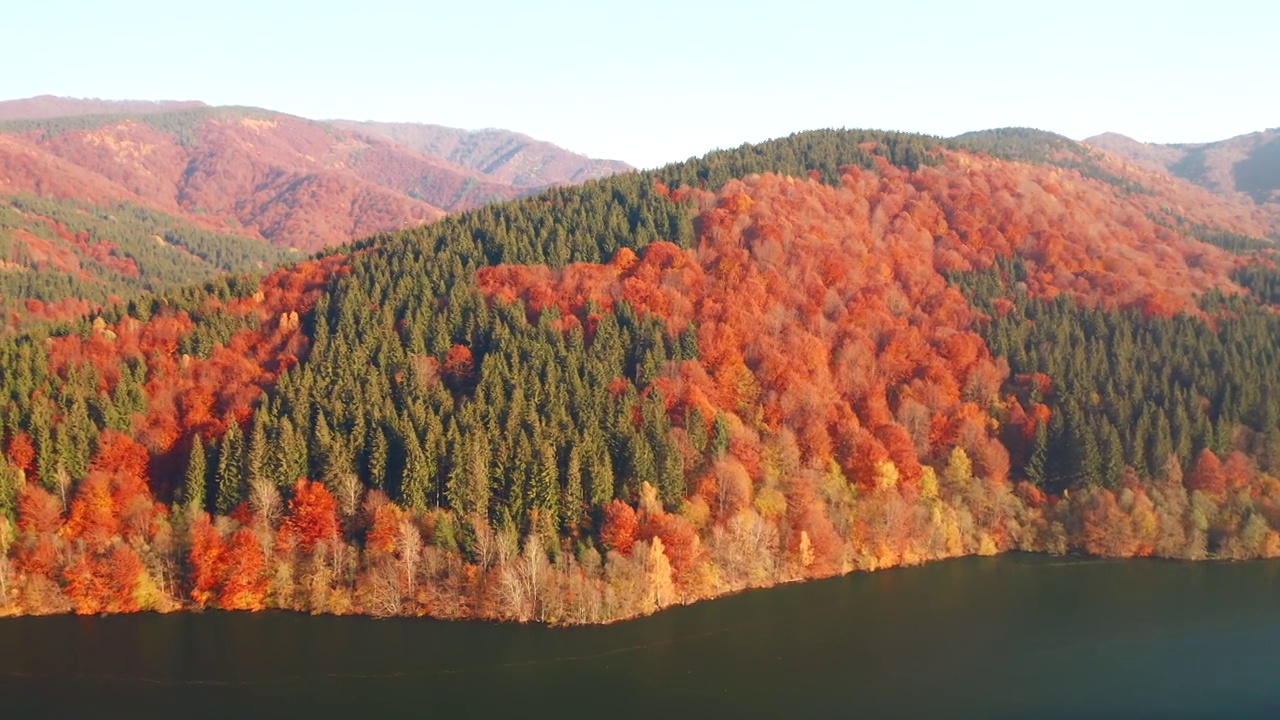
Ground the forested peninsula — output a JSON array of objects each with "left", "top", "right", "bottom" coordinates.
[{"left": 3, "top": 129, "right": 1280, "bottom": 623}]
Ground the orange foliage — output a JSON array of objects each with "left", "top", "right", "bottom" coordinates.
[
  {"left": 188, "top": 513, "right": 222, "bottom": 607},
  {"left": 482, "top": 172, "right": 1013, "bottom": 492},
  {"left": 91, "top": 430, "right": 150, "bottom": 481},
  {"left": 216, "top": 528, "right": 267, "bottom": 610},
  {"left": 64, "top": 544, "right": 145, "bottom": 615},
  {"left": 63, "top": 474, "right": 119, "bottom": 552},
  {"left": 5, "top": 431, "right": 35, "bottom": 475},
  {"left": 366, "top": 502, "right": 404, "bottom": 557},
  {"left": 286, "top": 480, "right": 340, "bottom": 551},
  {"left": 442, "top": 344, "right": 475, "bottom": 381},
  {"left": 637, "top": 510, "right": 700, "bottom": 579},
  {"left": 1186, "top": 449, "right": 1227, "bottom": 495},
  {"left": 41, "top": 256, "right": 343, "bottom": 500},
  {"left": 16, "top": 483, "right": 62, "bottom": 536},
  {"left": 600, "top": 500, "right": 638, "bottom": 555}
]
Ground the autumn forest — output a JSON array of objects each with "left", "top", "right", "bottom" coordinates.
[{"left": 3, "top": 127, "right": 1280, "bottom": 623}]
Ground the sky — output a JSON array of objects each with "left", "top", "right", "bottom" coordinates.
[{"left": 3, "top": 0, "right": 1277, "bottom": 169}]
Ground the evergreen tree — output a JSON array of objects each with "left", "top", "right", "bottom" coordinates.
[
  {"left": 365, "top": 423, "right": 389, "bottom": 490},
  {"left": 400, "top": 441, "right": 430, "bottom": 512},
  {"left": 533, "top": 444, "right": 560, "bottom": 520},
  {"left": 245, "top": 409, "right": 269, "bottom": 490},
  {"left": 184, "top": 436, "right": 208, "bottom": 513},
  {"left": 685, "top": 406, "right": 708, "bottom": 455},
  {"left": 712, "top": 413, "right": 731, "bottom": 459},
  {"left": 215, "top": 421, "right": 245, "bottom": 515},
  {"left": 1025, "top": 422, "right": 1049, "bottom": 487},
  {"left": 0, "top": 459, "right": 20, "bottom": 519},
  {"left": 1147, "top": 412, "right": 1174, "bottom": 480},
  {"left": 562, "top": 444, "right": 584, "bottom": 531},
  {"left": 270, "top": 416, "right": 308, "bottom": 487},
  {"left": 1100, "top": 421, "right": 1125, "bottom": 489}
]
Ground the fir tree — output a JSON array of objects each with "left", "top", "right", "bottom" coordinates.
[
  {"left": 215, "top": 421, "right": 245, "bottom": 515},
  {"left": 184, "top": 436, "right": 208, "bottom": 513}
]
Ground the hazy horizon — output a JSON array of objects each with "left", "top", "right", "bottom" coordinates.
[{"left": 4, "top": 0, "right": 1277, "bottom": 168}]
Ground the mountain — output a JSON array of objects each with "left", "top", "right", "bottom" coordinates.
[
  {"left": 331, "top": 121, "right": 633, "bottom": 187},
  {"left": 1085, "top": 129, "right": 1280, "bottom": 206},
  {"left": 0, "top": 98, "right": 630, "bottom": 326},
  {"left": 0, "top": 96, "right": 208, "bottom": 120},
  {"left": 2, "top": 126, "right": 1280, "bottom": 623}
]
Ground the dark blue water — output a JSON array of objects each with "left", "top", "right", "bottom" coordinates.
[{"left": 2, "top": 555, "right": 1279, "bottom": 719}]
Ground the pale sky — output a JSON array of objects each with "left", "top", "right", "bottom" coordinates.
[{"left": 3, "top": 0, "right": 1276, "bottom": 168}]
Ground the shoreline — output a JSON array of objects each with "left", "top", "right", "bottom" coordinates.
[{"left": 2, "top": 547, "right": 1273, "bottom": 627}]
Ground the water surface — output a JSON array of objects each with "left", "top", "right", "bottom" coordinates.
[{"left": 3, "top": 555, "right": 1279, "bottom": 718}]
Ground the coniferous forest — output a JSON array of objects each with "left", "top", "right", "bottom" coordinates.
[{"left": 2, "top": 128, "right": 1280, "bottom": 622}]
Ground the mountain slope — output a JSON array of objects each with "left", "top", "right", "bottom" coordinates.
[
  {"left": 0, "top": 107, "right": 466, "bottom": 251},
  {"left": 331, "top": 121, "right": 633, "bottom": 187},
  {"left": 0, "top": 100, "right": 632, "bottom": 254},
  {"left": 0, "top": 194, "right": 291, "bottom": 328},
  {"left": 2, "top": 127, "right": 1280, "bottom": 622},
  {"left": 1086, "top": 129, "right": 1280, "bottom": 207},
  {"left": 0, "top": 99, "right": 630, "bottom": 325}
]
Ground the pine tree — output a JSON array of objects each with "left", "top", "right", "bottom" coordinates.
[
  {"left": 245, "top": 410, "right": 269, "bottom": 490},
  {"left": 310, "top": 411, "right": 335, "bottom": 481},
  {"left": 1068, "top": 410, "right": 1103, "bottom": 488},
  {"left": 585, "top": 436, "right": 615, "bottom": 507},
  {"left": 626, "top": 431, "right": 657, "bottom": 497},
  {"left": 215, "top": 422, "right": 245, "bottom": 515},
  {"left": 678, "top": 327, "right": 700, "bottom": 360},
  {"left": 1100, "top": 421, "right": 1125, "bottom": 489},
  {"left": 365, "top": 423, "right": 389, "bottom": 490},
  {"left": 0, "top": 459, "right": 20, "bottom": 519},
  {"left": 657, "top": 437, "right": 684, "bottom": 508},
  {"left": 533, "top": 444, "right": 560, "bottom": 520},
  {"left": 400, "top": 442, "right": 429, "bottom": 512},
  {"left": 1025, "top": 422, "right": 1049, "bottom": 487},
  {"left": 685, "top": 406, "right": 708, "bottom": 455},
  {"left": 184, "top": 436, "right": 208, "bottom": 512},
  {"left": 1260, "top": 426, "right": 1280, "bottom": 474},
  {"left": 1147, "top": 411, "right": 1174, "bottom": 480},
  {"left": 712, "top": 413, "right": 731, "bottom": 459},
  {"left": 1171, "top": 403, "right": 1193, "bottom": 466},
  {"left": 1128, "top": 408, "right": 1152, "bottom": 474},
  {"left": 270, "top": 416, "right": 308, "bottom": 488},
  {"left": 1212, "top": 414, "right": 1233, "bottom": 456},
  {"left": 561, "top": 444, "right": 584, "bottom": 531}
]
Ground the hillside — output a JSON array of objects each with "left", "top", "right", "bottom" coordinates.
[
  {"left": 331, "top": 121, "right": 633, "bottom": 187},
  {"left": 0, "top": 99, "right": 630, "bottom": 326},
  {"left": 1086, "top": 129, "right": 1280, "bottom": 207},
  {"left": 2, "top": 127, "right": 1280, "bottom": 622},
  {"left": 0, "top": 194, "right": 290, "bottom": 329}
]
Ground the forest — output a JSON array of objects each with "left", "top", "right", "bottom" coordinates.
[
  {"left": 0, "top": 194, "right": 291, "bottom": 329},
  {"left": 0, "top": 128, "right": 1278, "bottom": 622}
]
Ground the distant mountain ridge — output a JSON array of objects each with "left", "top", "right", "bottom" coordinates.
[
  {"left": 0, "top": 95, "right": 209, "bottom": 120},
  {"left": 1085, "top": 129, "right": 1280, "bottom": 207},
  {"left": 0, "top": 96, "right": 632, "bottom": 326},
  {"left": 331, "top": 120, "right": 633, "bottom": 187},
  {"left": 0, "top": 98, "right": 633, "bottom": 254}
]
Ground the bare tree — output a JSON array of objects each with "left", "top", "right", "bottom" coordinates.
[
  {"left": 365, "top": 559, "right": 402, "bottom": 616},
  {"left": 249, "top": 476, "right": 283, "bottom": 529},
  {"left": 331, "top": 471, "right": 362, "bottom": 521},
  {"left": 0, "top": 516, "right": 12, "bottom": 605},
  {"left": 397, "top": 519, "right": 422, "bottom": 598},
  {"left": 52, "top": 466, "right": 71, "bottom": 511}
]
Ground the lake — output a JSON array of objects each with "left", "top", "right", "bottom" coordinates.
[{"left": 2, "top": 555, "right": 1279, "bottom": 719}]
